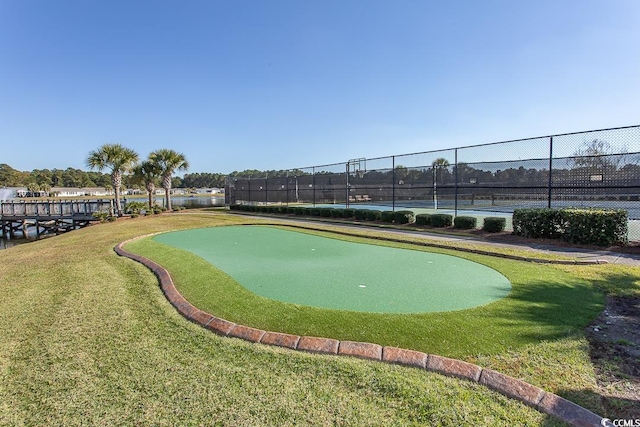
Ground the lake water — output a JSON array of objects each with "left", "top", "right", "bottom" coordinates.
[{"left": 0, "top": 195, "right": 225, "bottom": 249}]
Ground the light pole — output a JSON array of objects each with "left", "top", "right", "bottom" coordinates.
[{"left": 433, "top": 166, "right": 438, "bottom": 210}]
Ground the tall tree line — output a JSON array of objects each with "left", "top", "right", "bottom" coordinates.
[
  {"left": 0, "top": 164, "right": 113, "bottom": 188},
  {"left": 0, "top": 163, "right": 301, "bottom": 190}
]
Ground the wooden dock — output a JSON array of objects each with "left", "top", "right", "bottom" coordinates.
[{"left": 0, "top": 199, "right": 114, "bottom": 240}]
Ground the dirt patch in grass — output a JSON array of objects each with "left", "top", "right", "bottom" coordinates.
[{"left": 585, "top": 296, "right": 640, "bottom": 418}]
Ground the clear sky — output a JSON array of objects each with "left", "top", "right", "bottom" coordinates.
[{"left": 1, "top": 0, "right": 639, "bottom": 175}]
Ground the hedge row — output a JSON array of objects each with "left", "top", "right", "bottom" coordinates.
[
  {"left": 512, "top": 208, "right": 627, "bottom": 246},
  {"left": 230, "top": 204, "right": 506, "bottom": 232}
]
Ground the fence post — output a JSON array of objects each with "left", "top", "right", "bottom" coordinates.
[
  {"left": 265, "top": 175, "right": 268, "bottom": 206},
  {"left": 548, "top": 136, "right": 553, "bottom": 209},
  {"left": 454, "top": 148, "right": 458, "bottom": 216},
  {"left": 345, "top": 163, "right": 350, "bottom": 208},
  {"left": 312, "top": 167, "right": 316, "bottom": 206},
  {"left": 285, "top": 172, "right": 289, "bottom": 206},
  {"left": 392, "top": 156, "right": 396, "bottom": 212}
]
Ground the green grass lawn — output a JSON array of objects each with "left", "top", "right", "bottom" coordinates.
[
  {"left": 1, "top": 212, "right": 638, "bottom": 425},
  {"left": 126, "top": 225, "right": 604, "bottom": 358}
]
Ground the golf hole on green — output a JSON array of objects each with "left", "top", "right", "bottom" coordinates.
[{"left": 153, "top": 226, "right": 512, "bottom": 314}]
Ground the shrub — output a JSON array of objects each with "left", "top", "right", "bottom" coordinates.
[
  {"left": 381, "top": 211, "right": 395, "bottom": 223},
  {"left": 415, "top": 214, "right": 431, "bottom": 226},
  {"left": 354, "top": 209, "right": 369, "bottom": 220},
  {"left": 125, "top": 201, "right": 147, "bottom": 215},
  {"left": 454, "top": 216, "right": 477, "bottom": 229},
  {"left": 512, "top": 208, "right": 562, "bottom": 239},
  {"left": 365, "top": 210, "right": 382, "bottom": 221},
  {"left": 311, "top": 208, "right": 321, "bottom": 216},
  {"left": 483, "top": 217, "right": 506, "bottom": 233},
  {"left": 512, "top": 208, "right": 628, "bottom": 246},
  {"left": 430, "top": 214, "right": 452, "bottom": 228},
  {"left": 330, "top": 208, "right": 345, "bottom": 218},
  {"left": 293, "top": 207, "right": 305, "bottom": 215},
  {"left": 286, "top": 207, "right": 297, "bottom": 214},
  {"left": 394, "top": 210, "right": 415, "bottom": 224},
  {"left": 92, "top": 211, "right": 110, "bottom": 222},
  {"left": 343, "top": 208, "right": 355, "bottom": 218},
  {"left": 320, "top": 208, "right": 333, "bottom": 217},
  {"left": 559, "top": 208, "right": 627, "bottom": 246}
]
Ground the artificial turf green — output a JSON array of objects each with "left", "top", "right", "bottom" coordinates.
[
  {"left": 0, "top": 213, "right": 570, "bottom": 425},
  {"left": 128, "top": 224, "right": 605, "bottom": 359},
  {"left": 153, "top": 225, "right": 512, "bottom": 313}
]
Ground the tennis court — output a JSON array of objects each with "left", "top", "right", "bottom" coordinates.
[{"left": 153, "top": 225, "right": 512, "bottom": 314}]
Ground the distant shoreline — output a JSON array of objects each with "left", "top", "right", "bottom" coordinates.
[{"left": 0, "top": 193, "right": 224, "bottom": 202}]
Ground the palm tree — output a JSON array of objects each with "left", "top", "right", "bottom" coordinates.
[
  {"left": 149, "top": 149, "right": 189, "bottom": 211},
  {"left": 131, "top": 160, "right": 161, "bottom": 210},
  {"left": 27, "top": 182, "right": 41, "bottom": 197},
  {"left": 86, "top": 144, "right": 139, "bottom": 216},
  {"left": 432, "top": 158, "right": 450, "bottom": 184},
  {"left": 431, "top": 158, "right": 450, "bottom": 210}
]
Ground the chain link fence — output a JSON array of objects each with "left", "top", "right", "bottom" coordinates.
[{"left": 226, "top": 125, "right": 640, "bottom": 241}]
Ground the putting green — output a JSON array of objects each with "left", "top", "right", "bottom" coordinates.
[{"left": 153, "top": 226, "right": 511, "bottom": 313}]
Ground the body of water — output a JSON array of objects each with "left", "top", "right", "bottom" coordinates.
[{"left": 0, "top": 195, "right": 226, "bottom": 249}]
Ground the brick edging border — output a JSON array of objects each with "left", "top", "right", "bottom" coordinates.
[{"left": 114, "top": 237, "right": 608, "bottom": 427}]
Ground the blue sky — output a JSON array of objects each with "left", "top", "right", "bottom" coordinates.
[{"left": 1, "top": 0, "right": 639, "bottom": 175}]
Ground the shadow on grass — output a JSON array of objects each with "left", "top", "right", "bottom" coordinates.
[
  {"left": 549, "top": 388, "right": 640, "bottom": 423},
  {"left": 585, "top": 270, "right": 640, "bottom": 297},
  {"left": 485, "top": 275, "right": 604, "bottom": 343}
]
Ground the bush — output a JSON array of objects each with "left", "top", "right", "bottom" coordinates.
[
  {"left": 343, "top": 208, "right": 355, "bottom": 218},
  {"left": 365, "top": 210, "right": 382, "bottom": 221},
  {"left": 330, "top": 208, "right": 345, "bottom": 218},
  {"left": 454, "top": 216, "right": 477, "bottom": 229},
  {"left": 381, "top": 211, "right": 395, "bottom": 223},
  {"left": 354, "top": 209, "right": 369, "bottom": 220},
  {"left": 512, "top": 208, "right": 562, "bottom": 239},
  {"left": 394, "top": 210, "right": 415, "bottom": 224},
  {"left": 320, "top": 208, "right": 333, "bottom": 217},
  {"left": 512, "top": 208, "right": 628, "bottom": 246},
  {"left": 415, "top": 214, "right": 431, "bottom": 226},
  {"left": 559, "top": 208, "right": 627, "bottom": 246},
  {"left": 311, "top": 208, "right": 321, "bottom": 216},
  {"left": 430, "top": 214, "right": 453, "bottom": 228},
  {"left": 92, "top": 211, "right": 110, "bottom": 222},
  {"left": 125, "top": 201, "right": 147, "bottom": 215},
  {"left": 286, "top": 207, "right": 297, "bottom": 214},
  {"left": 483, "top": 217, "right": 506, "bottom": 233},
  {"left": 293, "top": 207, "right": 305, "bottom": 215}
]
